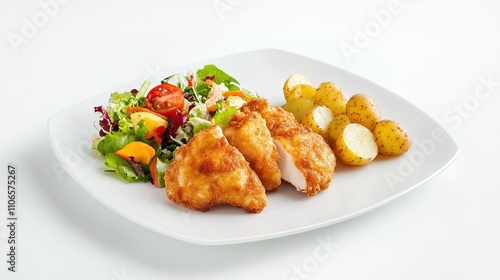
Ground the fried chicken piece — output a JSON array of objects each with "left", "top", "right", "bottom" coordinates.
[
  {"left": 165, "top": 125, "right": 267, "bottom": 213},
  {"left": 223, "top": 111, "right": 282, "bottom": 192},
  {"left": 241, "top": 99, "right": 336, "bottom": 196}
]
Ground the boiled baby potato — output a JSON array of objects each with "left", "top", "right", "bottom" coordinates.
[
  {"left": 285, "top": 84, "right": 317, "bottom": 103},
  {"left": 345, "top": 93, "right": 381, "bottom": 131},
  {"left": 315, "top": 82, "right": 349, "bottom": 116},
  {"left": 327, "top": 114, "right": 350, "bottom": 148},
  {"left": 283, "top": 73, "right": 312, "bottom": 97},
  {"left": 301, "top": 105, "right": 334, "bottom": 139},
  {"left": 373, "top": 119, "right": 412, "bottom": 156},
  {"left": 282, "top": 97, "right": 317, "bottom": 122},
  {"left": 335, "top": 123, "right": 378, "bottom": 166}
]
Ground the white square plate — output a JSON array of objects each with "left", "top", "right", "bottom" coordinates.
[{"left": 47, "top": 49, "right": 459, "bottom": 245}]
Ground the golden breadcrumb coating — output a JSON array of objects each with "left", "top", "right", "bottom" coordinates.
[
  {"left": 241, "top": 99, "right": 336, "bottom": 196},
  {"left": 164, "top": 125, "right": 267, "bottom": 213},
  {"left": 223, "top": 111, "right": 282, "bottom": 192}
]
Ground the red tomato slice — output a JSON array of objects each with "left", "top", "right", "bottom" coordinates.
[
  {"left": 145, "top": 84, "right": 184, "bottom": 119},
  {"left": 149, "top": 157, "right": 161, "bottom": 188},
  {"left": 149, "top": 156, "right": 168, "bottom": 188}
]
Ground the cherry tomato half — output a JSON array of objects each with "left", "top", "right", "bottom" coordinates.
[{"left": 145, "top": 84, "right": 184, "bottom": 119}]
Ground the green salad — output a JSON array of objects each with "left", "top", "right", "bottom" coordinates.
[{"left": 93, "top": 65, "right": 256, "bottom": 186}]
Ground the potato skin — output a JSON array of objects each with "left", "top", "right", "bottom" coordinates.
[
  {"left": 284, "top": 84, "right": 317, "bottom": 103},
  {"left": 345, "top": 93, "right": 381, "bottom": 131},
  {"left": 327, "top": 114, "right": 350, "bottom": 148},
  {"left": 373, "top": 120, "right": 412, "bottom": 156},
  {"left": 283, "top": 73, "right": 312, "bottom": 97},
  {"left": 301, "top": 105, "right": 333, "bottom": 139},
  {"left": 335, "top": 123, "right": 378, "bottom": 166},
  {"left": 281, "top": 97, "right": 317, "bottom": 122},
  {"left": 315, "top": 82, "right": 348, "bottom": 116}
]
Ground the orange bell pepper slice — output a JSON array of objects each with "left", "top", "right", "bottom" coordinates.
[
  {"left": 222, "top": 90, "right": 247, "bottom": 99},
  {"left": 115, "top": 141, "right": 155, "bottom": 165}
]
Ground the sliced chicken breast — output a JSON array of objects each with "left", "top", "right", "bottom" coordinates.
[
  {"left": 223, "top": 111, "right": 282, "bottom": 192},
  {"left": 241, "top": 98, "right": 336, "bottom": 196}
]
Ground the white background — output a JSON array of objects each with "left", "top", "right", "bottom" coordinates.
[{"left": 1, "top": 0, "right": 500, "bottom": 279}]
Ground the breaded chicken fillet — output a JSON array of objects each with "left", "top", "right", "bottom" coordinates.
[
  {"left": 165, "top": 125, "right": 267, "bottom": 213},
  {"left": 223, "top": 111, "right": 282, "bottom": 192},
  {"left": 241, "top": 99, "right": 336, "bottom": 196}
]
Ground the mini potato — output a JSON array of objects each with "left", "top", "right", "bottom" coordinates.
[
  {"left": 285, "top": 84, "right": 317, "bottom": 103},
  {"left": 281, "top": 97, "right": 317, "bottom": 122},
  {"left": 301, "top": 105, "right": 334, "bottom": 139},
  {"left": 283, "top": 73, "right": 312, "bottom": 97},
  {"left": 345, "top": 93, "right": 381, "bottom": 131},
  {"left": 327, "top": 114, "right": 350, "bottom": 148},
  {"left": 315, "top": 82, "right": 349, "bottom": 116},
  {"left": 373, "top": 119, "right": 412, "bottom": 156},
  {"left": 335, "top": 123, "right": 378, "bottom": 166}
]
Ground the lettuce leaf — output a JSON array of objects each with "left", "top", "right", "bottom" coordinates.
[
  {"left": 196, "top": 64, "right": 240, "bottom": 90},
  {"left": 104, "top": 153, "right": 151, "bottom": 183},
  {"left": 188, "top": 117, "right": 211, "bottom": 133},
  {"left": 107, "top": 91, "right": 145, "bottom": 123},
  {"left": 162, "top": 72, "right": 190, "bottom": 91},
  {"left": 97, "top": 121, "right": 151, "bottom": 156},
  {"left": 213, "top": 105, "right": 238, "bottom": 127},
  {"left": 97, "top": 132, "right": 137, "bottom": 156}
]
